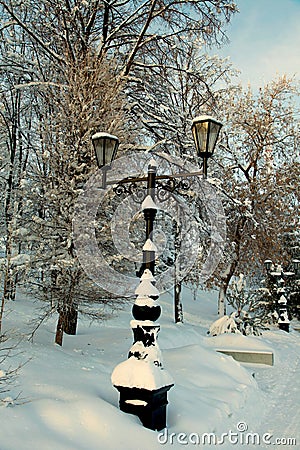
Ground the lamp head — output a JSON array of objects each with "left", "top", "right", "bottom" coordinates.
[
  {"left": 191, "top": 115, "right": 223, "bottom": 158},
  {"left": 92, "top": 132, "right": 119, "bottom": 168}
]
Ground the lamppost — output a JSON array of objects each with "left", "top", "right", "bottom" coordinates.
[
  {"left": 288, "top": 257, "right": 300, "bottom": 321},
  {"left": 92, "top": 115, "right": 222, "bottom": 430},
  {"left": 264, "top": 260, "right": 290, "bottom": 332},
  {"left": 292, "top": 259, "right": 300, "bottom": 274},
  {"left": 92, "top": 131, "right": 119, "bottom": 188},
  {"left": 191, "top": 116, "right": 223, "bottom": 178}
]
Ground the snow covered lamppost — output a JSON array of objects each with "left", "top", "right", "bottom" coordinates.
[
  {"left": 264, "top": 260, "right": 290, "bottom": 332},
  {"left": 264, "top": 259, "right": 272, "bottom": 273},
  {"left": 136, "top": 160, "right": 158, "bottom": 277},
  {"left": 291, "top": 259, "right": 300, "bottom": 320},
  {"left": 292, "top": 258, "right": 300, "bottom": 275},
  {"left": 91, "top": 116, "right": 222, "bottom": 430},
  {"left": 191, "top": 116, "right": 223, "bottom": 178},
  {"left": 111, "top": 159, "right": 174, "bottom": 431},
  {"left": 92, "top": 132, "right": 119, "bottom": 187}
]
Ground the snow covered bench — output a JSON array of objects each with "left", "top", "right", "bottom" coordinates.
[
  {"left": 216, "top": 349, "right": 274, "bottom": 365},
  {"left": 205, "top": 333, "right": 274, "bottom": 366}
]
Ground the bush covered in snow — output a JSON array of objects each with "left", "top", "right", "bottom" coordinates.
[
  {"left": 209, "top": 274, "right": 270, "bottom": 337},
  {"left": 208, "top": 314, "right": 239, "bottom": 336}
]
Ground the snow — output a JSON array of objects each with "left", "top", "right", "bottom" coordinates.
[
  {"left": 135, "top": 296, "right": 157, "bottom": 307},
  {"left": 130, "top": 319, "right": 158, "bottom": 328},
  {"left": 143, "top": 238, "right": 158, "bottom": 252},
  {"left": 284, "top": 271, "right": 295, "bottom": 277},
  {"left": 209, "top": 314, "right": 239, "bottom": 336},
  {"left": 91, "top": 131, "right": 118, "bottom": 141},
  {"left": 278, "top": 312, "right": 290, "bottom": 324},
  {"left": 141, "top": 195, "right": 158, "bottom": 211},
  {"left": 10, "top": 254, "right": 30, "bottom": 266},
  {"left": 206, "top": 333, "right": 274, "bottom": 353},
  {"left": 135, "top": 280, "right": 160, "bottom": 297},
  {"left": 236, "top": 273, "right": 245, "bottom": 292},
  {"left": 125, "top": 399, "right": 148, "bottom": 406},
  {"left": 111, "top": 356, "right": 174, "bottom": 390},
  {"left": 192, "top": 115, "right": 223, "bottom": 126},
  {"left": 278, "top": 295, "right": 287, "bottom": 304},
  {"left": 0, "top": 288, "right": 300, "bottom": 449},
  {"left": 141, "top": 269, "right": 155, "bottom": 281},
  {"left": 149, "top": 158, "right": 157, "bottom": 168}
]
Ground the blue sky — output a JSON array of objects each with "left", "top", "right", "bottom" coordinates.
[{"left": 215, "top": 0, "right": 300, "bottom": 88}]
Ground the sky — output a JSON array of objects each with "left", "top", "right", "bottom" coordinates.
[{"left": 215, "top": 0, "right": 300, "bottom": 89}]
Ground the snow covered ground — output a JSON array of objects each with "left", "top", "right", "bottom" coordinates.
[{"left": 1, "top": 287, "right": 299, "bottom": 449}]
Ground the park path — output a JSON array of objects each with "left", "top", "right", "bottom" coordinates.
[{"left": 253, "top": 330, "right": 300, "bottom": 448}]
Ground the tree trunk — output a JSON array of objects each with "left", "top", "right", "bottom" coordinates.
[
  {"left": 0, "top": 224, "right": 14, "bottom": 333},
  {"left": 218, "top": 260, "right": 239, "bottom": 316},
  {"left": 55, "top": 311, "right": 65, "bottom": 346},
  {"left": 218, "top": 267, "right": 237, "bottom": 316},
  {"left": 173, "top": 205, "right": 184, "bottom": 323},
  {"left": 218, "top": 283, "right": 227, "bottom": 316},
  {"left": 64, "top": 304, "right": 78, "bottom": 335},
  {"left": 174, "top": 281, "right": 183, "bottom": 323},
  {"left": 4, "top": 273, "right": 16, "bottom": 302},
  {"left": 0, "top": 294, "right": 5, "bottom": 335},
  {"left": 55, "top": 304, "right": 78, "bottom": 345},
  {"left": 218, "top": 216, "right": 247, "bottom": 316},
  {"left": 0, "top": 256, "right": 13, "bottom": 334}
]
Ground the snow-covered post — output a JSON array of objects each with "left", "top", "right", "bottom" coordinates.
[
  {"left": 292, "top": 259, "right": 300, "bottom": 277},
  {"left": 278, "top": 294, "right": 290, "bottom": 332},
  {"left": 136, "top": 159, "right": 158, "bottom": 277},
  {"left": 290, "top": 259, "right": 300, "bottom": 319},
  {"left": 111, "top": 159, "right": 173, "bottom": 431},
  {"left": 276, "top": 268, "right": 290, "bottom": 332},
  {"left": 266, "top": 262, "right": 290, "bottom": 332},
  {"left": 111, "top": 269, "right": 174, "bottom": 430}
]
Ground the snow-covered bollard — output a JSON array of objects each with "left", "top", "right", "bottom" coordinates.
[
  {"left": 112, "top": 160, "right": 173, "bottom": 430},
  {"left": 111, "top": 269, "right": 174, "bottom": 431},
  {"left": 278, "top": 295, "right": 290, "bottom": 332}
]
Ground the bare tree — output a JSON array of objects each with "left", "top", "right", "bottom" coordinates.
[
  {"left": 22, "top": 52, "right": 134, "bottom": 345},
  {"left": 0, "top": 0, "right": 238, "bottom": 332},
  {"left": 212, "top": 76, "right": 300, "bottom": 315},
  {"left": 0, "top": 24, "right": 33, "bottom": 331}
]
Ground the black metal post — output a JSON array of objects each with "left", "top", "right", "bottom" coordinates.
[
  {"left": 202, "top": 157, "right": 208, "bottom": 178},
  {"left": 145, "top": 160, "right": 157, "bottom": 239},
  {"left": 101, "top": 165, "right": 111, "bottom": 189},
  {"left": 147, "top": 160, "right": 156, "bottom": 201},
  {"left": 137, "top": 161, "right": 157, "bottom": 277}
]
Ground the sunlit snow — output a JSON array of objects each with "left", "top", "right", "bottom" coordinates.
[{"left": 0, "top": 288, "right": 299, "bottom": 449}]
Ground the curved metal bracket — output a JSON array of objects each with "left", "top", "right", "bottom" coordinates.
[{"left": 113, "top": 174, "right": 195, "bottom": 204}]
